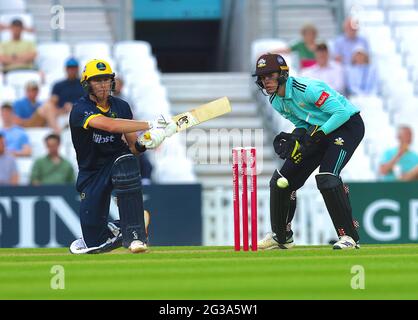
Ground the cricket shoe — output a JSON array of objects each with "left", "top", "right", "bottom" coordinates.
[
  {"left": 257, "top": 232, "right": 295, "bottom": 250},
  {"left": 69, "top": 233, "right": 123, "bottom": 254},
  {"left": 333, "top": 235, "right": 360, "bottom": 250},
  {"left": 129, "top": 240, "right": 148, "bottom": 253}
]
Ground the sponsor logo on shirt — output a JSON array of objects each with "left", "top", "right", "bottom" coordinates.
[
  {"left": 315, "top": 91, "right": 330, "bottom": 107},
  {"left": 92, "top": 132, "right": 115, "bottom": 144}
]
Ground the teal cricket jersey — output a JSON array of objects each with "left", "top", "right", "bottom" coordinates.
[{"left": 270, "top": 76, "right": 360, "bottom": 134}]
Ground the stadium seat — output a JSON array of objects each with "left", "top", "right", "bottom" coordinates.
[
  {"left": 113, "top": 41, "right": 152, "bottom": 61},
  {"left": 387, "top": 10, "right": 418, "bottom": 25},
  {"left": 5, "top": 70, "right": 42, "bottom": 99},
  {"left": 37, "top": 42, "right": 72, "bottom": 81},
  {"left": 74, "top": 41, "right": 112, "bottom": 62},
  {"left": 16, "top": 158, "right": 33, "bottom": 185},
  {"left": 25, "top": 127, "right": 54, "bottom": 158},
  {"left": 357, "top": 9, "right": 385, "bottom": 25},
  {"left": 0, "top": 85, "right": 17, "bottom": 104},
  {"left": 38, "top": 84, "right": 51, "bottom": 103},
  {"left": 0, "top": 0, "right": 26, "bottom": 13},
  {"left": 384, "top": 0, "right": 417, "bottom": 8}
]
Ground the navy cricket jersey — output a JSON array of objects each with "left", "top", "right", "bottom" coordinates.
[{"left": 69, "top": 95, "right": 132, "bottom": 174}]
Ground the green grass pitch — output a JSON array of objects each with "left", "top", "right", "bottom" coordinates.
[{"left": 0, "top": 244, "right": 417, "bottom": 299}]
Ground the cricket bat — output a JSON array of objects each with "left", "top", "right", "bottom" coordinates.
[{"left": 144, "top": 97, "right": 231, "bottom": 139}]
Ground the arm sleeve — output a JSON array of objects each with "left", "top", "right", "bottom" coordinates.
[
  {"left": 125, "top": 102, "right": 134, "bottom": 120},
  {"left": 306, "top": 84, "right": 351, "bottom": 135}
]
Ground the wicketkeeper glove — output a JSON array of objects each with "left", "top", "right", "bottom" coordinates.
[{"left": 273, "top": 126, "right": 325, "bottom": 164}]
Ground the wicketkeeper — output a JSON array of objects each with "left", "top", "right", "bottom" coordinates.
[
  {"left": 254, "top": 53, "right": 365, "bottom": 250},
  {"left": 69, "top": 59, "right": 176, "bottom": 254}
]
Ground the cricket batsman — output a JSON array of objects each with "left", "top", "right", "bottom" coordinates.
[
  {"left": 68, "top": 59, "right": 176, "bottom": 254},
  {"left": 254, "top": 53, "right": 364, "bottom": 250}
]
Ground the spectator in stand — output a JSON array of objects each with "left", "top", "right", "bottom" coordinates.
[
  {"left": 30, "top": 134, "right": 75, "bottom": 185},
  {"left": 0, "top": 18, "right": 37, "bottom": 73},
  {"left": 379, "top": 126, "right": 418, "bottom": 181},
  {"left": 0, "top": 103, "right": 31, "bottom": 157},
  {"left": 333, "top": 17, "right": 370, "bottom": 65},
  {"left": 13, "top": 81, "right": 60, "bottom": 132},
  {"left": 12, "top": 80, "right": 41, "bottom": 120},
  {"left": 300, "top": 43, "right": 345, "bottom": 93},
  {"left": 272, "top": 23, "right": 318, "bottom": 69},
  {"left": 50, "top": 57, "right": 84, "bottom": 115},
  {"left": 345, "top": 45, "right": 378, "bottom": 96},
  {"left": 0, "top": 132, "right": 19, "bottom": 185}
]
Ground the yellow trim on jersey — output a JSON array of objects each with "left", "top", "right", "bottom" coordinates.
[
  {"left": 96, "top": 104, "right": 110, "bottom": 113},
  {"left": 83, "top": 114, "right": 103, "bottom": 129}
]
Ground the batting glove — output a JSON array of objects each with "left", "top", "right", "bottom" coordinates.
[
  {"left": 148, "top": 115, "right": 177, "bottom": 138},
  {"left": 138, "top": 128, "right": 166, "bottom": 149}
]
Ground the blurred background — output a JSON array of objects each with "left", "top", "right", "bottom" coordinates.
[{"left": 1, "top": 0, "right": 418, "bottom": 248}]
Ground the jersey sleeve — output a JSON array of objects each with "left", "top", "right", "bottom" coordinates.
[
  {"left": 70, "top": 103, "right": 103, "bottom": 130},
  {"left": 123, "top": 101, "right": 133, "bottom": 120},
  {"left": 305, "top": 83, "right": 351, "bottom": 134}
]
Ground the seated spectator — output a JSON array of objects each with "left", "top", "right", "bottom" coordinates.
[
  {"left": 0, "top": 19, "right": 37, "bottom": 73},
  {"left": 379, "top": 126, "right": 418, "bottom": 181},
  {"left": 13, "top": 81, "right": 60, "bottom": 133},
  {"left": 333, "top": 17, "right": 370, "bottom": 65},
  {"left": 30, "top": 134, "right": 75, "bottom": 185},
  {"left": 0, "top": 132, "right": 19, "bottom": 185},
  {"left": 345, "top": 45, "right": 378, "bottom": 96},
  {"left": 0, "top": 103, "right": 31, "bottom": 157},
  {"left": 300, "top": 43, "right": 345, "bottom": 93},
  {"left": 272, "top": 23, "right": 318, "bottom": 69},
  {"left": 50, "top": 57, "right": 84, "bottom": 115},
  {"left": 12, "top": 80, "right": 41, "bottom": 120}
]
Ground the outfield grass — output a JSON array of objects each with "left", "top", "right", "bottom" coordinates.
[{"left": 0, "top": 244, "right": 417, "bottom": 299}]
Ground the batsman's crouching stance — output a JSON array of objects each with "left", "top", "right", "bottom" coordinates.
[
  {"left": 69, "top": 59, "right": 176, "bottom": 254},
  {"left": 254, "top": 54, "right": 365, "bottom": 250}
]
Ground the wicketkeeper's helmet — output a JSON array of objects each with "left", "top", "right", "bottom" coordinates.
[{"left": 253, "top": 53, "right": 289, "bottom": 90}]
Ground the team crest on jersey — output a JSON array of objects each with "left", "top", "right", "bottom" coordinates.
[
  {"left": 257, "top": 58, "right": 266, "bottom": 68},
  {"left": 334, "top": 137, "right": 344, "bottom": 146}
]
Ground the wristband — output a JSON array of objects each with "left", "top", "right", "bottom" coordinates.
[{"left": 135, "top": 141, "right": 146, "bottom": 153}]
